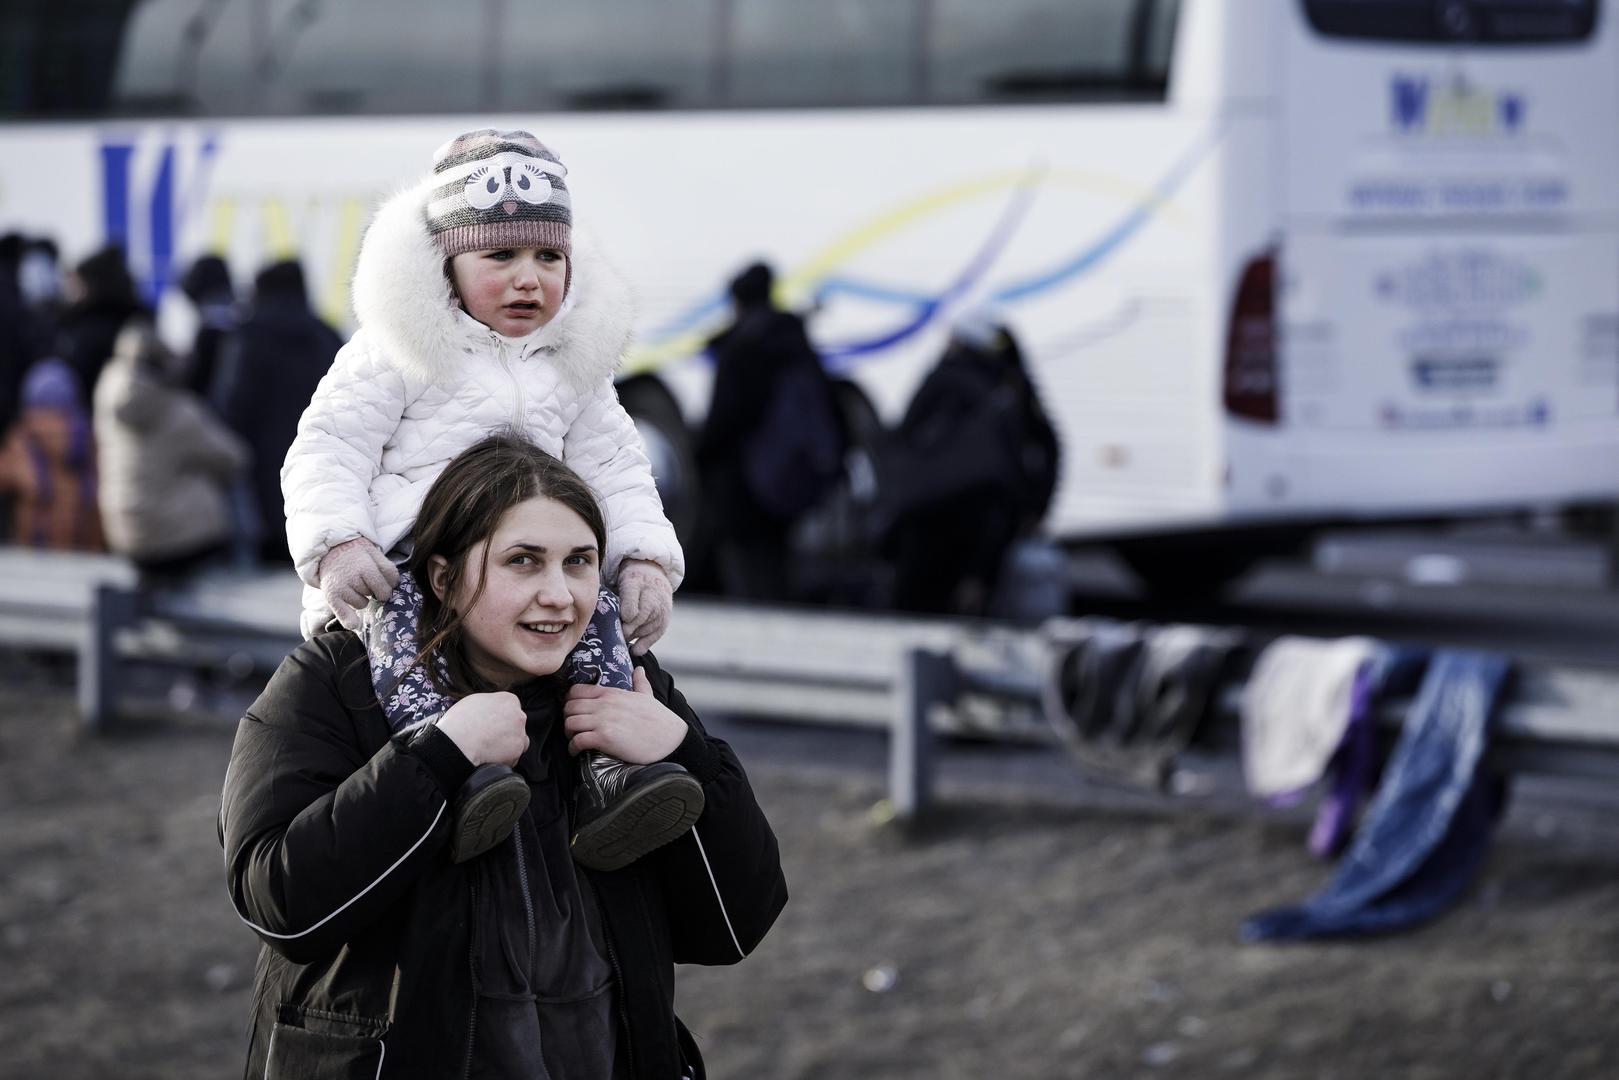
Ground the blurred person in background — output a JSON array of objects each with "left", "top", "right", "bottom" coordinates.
[
  {"left": 214, "top": 259, "right": 341, "bottom": 566},
  {"left": 177, "top": 253, "right": 239, "bottom": 403},
  {"left": 695, "top": 260, "right": 846, "bottom": 601},
  {"left": 18, "top": 236, "right": 64, "bottom": 328},
  {"left": 0, "top": 233, "right": 53, "bottom": 436},
  {"left": 0, "top": 357, "right": 103, "bottom": 551},
  {"left": 57, "top": 244, "right": 144, "bottom": 410},
  {"left": 92, "top": 317, "right": 248, "bottom": 587},
  {"left": 0, "top": 233, "right": 55, "bottom": 539},
  {"left": 0, "top": 235, "right": 31, "bottom": 458},
  {"left": 883, "top": 306, "right": 1059, "bottom": 615},
  {"left": 221, "top": 434, "right": 785, "bottom": 1078}
]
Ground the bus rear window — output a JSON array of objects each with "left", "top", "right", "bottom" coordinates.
[{"left": 1302, "top": 0, "right": 1598, "bottom": 44}]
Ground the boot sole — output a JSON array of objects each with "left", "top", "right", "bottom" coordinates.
[
  {"left": 451, "top": 772, "right": 531, "bottom": 864},
  {"left": 571, "top": 773, "right": 705, "bottom": 871}
]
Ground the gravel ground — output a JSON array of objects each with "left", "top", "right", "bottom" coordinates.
[{"left": 2, "top": 658, "right": 1617, "bottom": 1079}]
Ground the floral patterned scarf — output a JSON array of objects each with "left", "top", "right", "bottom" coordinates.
[{"left": 366, "top": 568, "right": 634, "bottom": 733}]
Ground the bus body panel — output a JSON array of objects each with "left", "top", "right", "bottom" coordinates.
[
  {"left": 1271, "top": 0, "right": 1619, "bottom": 521},
  {"left": 1280, "top": 3, "right": 1619, "bottom": 223},
  {"left": 2, "top": 0, "right": 1616, "bottom": 548}
]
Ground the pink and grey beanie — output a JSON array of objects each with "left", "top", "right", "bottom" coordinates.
[{"left": 425, "top": 129, "right": 572, "bottom": 263}]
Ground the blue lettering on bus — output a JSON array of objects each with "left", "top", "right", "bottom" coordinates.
[
  {"left": 1498, "top": 94, "right": 1524, "bottom": 133},
  {"left": 99, "top": 141, "right": 135, "bottom": 248},
  {"left": 1389, "top": 73, "right": 1527, "bottom": 137},
  {"left": 1391, "top": 76, "right": 1429, "bottom": 130},
  {"left": 147, "top": 146, "right": 177, "bottom": 307},
  {"left": 98, "top": 134, "right": 218, "bottom": 306}
]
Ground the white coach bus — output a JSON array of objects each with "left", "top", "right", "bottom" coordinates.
[{"left": 1, "top": 0, "right": 1615, "bottom": 591}]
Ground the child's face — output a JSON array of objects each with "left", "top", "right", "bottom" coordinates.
[{"left": 450, "top": 247, "right": 568, "bottom": 337}]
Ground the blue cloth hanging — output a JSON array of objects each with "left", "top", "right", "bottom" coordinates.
[{"left": 1241, "top": 649, "right": 1513, "bottom": 941}]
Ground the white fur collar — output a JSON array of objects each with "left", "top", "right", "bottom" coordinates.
[{"left": 350, "top": 178, "right": 634, "bottom": 391}]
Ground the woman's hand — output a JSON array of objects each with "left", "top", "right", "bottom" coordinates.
[
  {"left": 563, "top": 667, "right": 687, "bottom": 763},
  {"left": 436, "top": 691, "right": 528, "bottom": 766}
]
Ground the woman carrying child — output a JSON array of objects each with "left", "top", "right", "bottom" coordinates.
[
  {"left": 282, "top": 130, "right": 695, "bottom": 868},
  {"left": 224, "top": 433, "right": 786, "bottom": 1077}
]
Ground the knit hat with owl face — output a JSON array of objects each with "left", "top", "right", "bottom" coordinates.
[{"left": 425, "top": 129, "right": 572, "bottom": 271}]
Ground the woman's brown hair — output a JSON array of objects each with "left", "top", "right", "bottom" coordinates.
[{"left": 407, "top": 431, "right": 607, "bottom": 697}]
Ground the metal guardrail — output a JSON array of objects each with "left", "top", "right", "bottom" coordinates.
[{"left": 3, "top": 547, "right": 1618, "bottom": 819}]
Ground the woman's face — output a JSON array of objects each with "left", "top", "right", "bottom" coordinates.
[{"left": 430, "top": 495, "right": 600, "bottom": 689}]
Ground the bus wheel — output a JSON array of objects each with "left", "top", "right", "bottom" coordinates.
[
  {"left": 618, "top": 376, "right": 701, "bottom": 551},
  {"left": 1110, "top": 538, "right": 1261, "bottom": 603}
]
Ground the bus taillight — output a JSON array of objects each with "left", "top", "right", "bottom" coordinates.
[{"left": 1223, "top": 251, "right": 1279, "bottom": 424}]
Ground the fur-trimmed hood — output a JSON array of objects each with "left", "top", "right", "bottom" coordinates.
[{"left": 350, "top": 178, "right": 634, "bottom": 392}]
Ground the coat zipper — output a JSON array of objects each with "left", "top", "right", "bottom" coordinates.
[
  {"left": 460, "top": 877, "right": 480, "bottom": 1080},
  {"left": 513, "top": 834, "right": 536, "bottom": 971},
  {"left": 493, "top": 332, "right": 526, "bottom": 431},
  {"left": 595, "top": 879, "right": 640, "bottom": 1079}
]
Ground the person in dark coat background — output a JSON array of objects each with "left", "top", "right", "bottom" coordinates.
[
  {"left": 56, "top": 245, "right": 145, "bottom": 410},
  {"left": 695, "top": 261, "right": 844, "bottom": 601},
  {"left": 177, "top": 253, "right": 238, "bottom": 403},
  {"left": 214, "top": 259, "right": 341, "bottom": 566},
  {"left": 0, "top": 233, "right": 54, "bottom": 438},
  {"left": 1, "top": 233, "right": 66, "bottom": 540},
  {"left": 17, "top": 236, "right": 64, "bottom": 330},
  {"left": 884, "top": 306, "right": 1060, "bottom": 615},
  {"left": 0, "top": 236, "right": 33, "bottom": 457}
]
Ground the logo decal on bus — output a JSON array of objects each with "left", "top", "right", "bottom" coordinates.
[
  {"left": 626, "top": 125, "right": 1225, "bottom": 374},
  {"left": 1390, "top": 73, "right": 1525, "bottom": 137},
  {"left": 99, "top": 131, "right": 220, "bottom": 306},
  {"left": 98, "top": 132, "right": 369, "bottom": 327}
]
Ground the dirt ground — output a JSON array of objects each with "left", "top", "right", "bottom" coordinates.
[{"left": 2, "top": 658, "right": 1617, "bottom": 1080}]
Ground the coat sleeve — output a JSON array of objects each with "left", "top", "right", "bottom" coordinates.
[
  {"left": 562, "top": 376, "right": 685, "bottom": 588},
  {"left": 639, "top": 653, "right": 788, "bottom": 965},
  {"left": 219, "top": 638, "right": 464, "bottom": 965},
  {"left": 280, "top": 336, "right": 407, "bottom": 585}
]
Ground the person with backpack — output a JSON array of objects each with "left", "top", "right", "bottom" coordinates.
[
  {"left": 881, "top": 306, "right": 1060, "bottom": 615},
  {"left": 696, "top": 262, "right": 846, "bottom": 601}
]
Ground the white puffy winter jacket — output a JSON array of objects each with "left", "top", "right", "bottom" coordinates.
[{"left": 281, "top": 177, "right": 682, "bottom": 638}]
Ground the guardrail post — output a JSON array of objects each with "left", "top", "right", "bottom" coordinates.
[
  {"left": 892, "top": 648, "right": 952, "bottom": 820},
  {"left": 79, "top": 584, "right": 137, "bottom": 734}
]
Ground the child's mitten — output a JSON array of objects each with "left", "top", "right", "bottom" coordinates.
[
  {"left": 615, "top": 559, "right": 673, "bottom": 654},
  {"left": 318, "top": 537, "right": 400, "bottom": 630}
]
